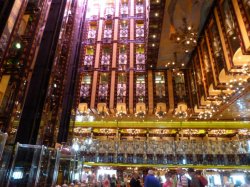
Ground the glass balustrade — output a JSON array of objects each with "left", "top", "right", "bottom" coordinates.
[
  {"left": 68, "top": 139, "right": 250, "bottom": 166},
  {"left": 1, "top": 139, "right": 249, "bottom": 186}
]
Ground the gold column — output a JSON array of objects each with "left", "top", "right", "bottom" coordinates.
[
  {"left": 90, "top": 71, "right": 98, "bottom": 110},
  {"left": 113, "top": 19, "right": 119, "bottom": 41},
  {"left": 129, "top": 0, "right": 134, "bottom": 114},
  {"left": 91, "top": 12, "right": 104, "bottom": 110},
  {"left": 94, "top": 44, "right": 101, "bottom": 68},
  {"left": 114, "top": 0, "right": 120, "bottom": 18},
  {"left": 167, "top": 70, "right": 174, "bottom": 113},
  {"left": 109, "top": 71, "right": 116, "bottom": 113},
  {"left": 147, "top": 70, "right": 154, "bottom": 114},
  {"left": 110, "top": 42, "right": 117, "bottom": 113},
  {"left": 97, "top": 20, "right": 103, "bottom": 41}
]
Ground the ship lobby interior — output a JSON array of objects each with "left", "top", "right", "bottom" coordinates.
[{"left": 0, "top": 0, "right": 250, "bottom": 186}]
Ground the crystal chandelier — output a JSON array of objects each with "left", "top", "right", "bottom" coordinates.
[
  {"left": 183, "top": 129, "right": 199, "bottom": 135},
  {"left": 210, "top": 129, "right": 226, "bottom": 136},
  {"left": 127, "top": 129, "right": 140, "bottom": 136},
  {"left": 198, "top": 110, "right": 212, "bottom": 119},
  {"left": 172, "top": 18, "right": 198, "bottom": 52},
  {"left": 242, "top": 64, "right": 250, "bottom": 76},
  {"left": 174, "top": 110, "right": 188, "bottom": 119},
  {"left": 116, "top": 111, "right": 127, "bottom": 118},
  {"left": 79, "top": 109, "right": 89, "bottom": 117},
  {"left": 226, "top": 76, "right": 248, "bottom": 92},
  {"left": 154, "top": 129, "right": 170, "bottom": 135},
  {"left": 155, "top": 111, "right": 166, "bottom": 119},
  {"left": 97, "top": 104, "right": 109, "bottom": 118},
  {"left": 98, "top": 111, "right": 108, "bottom": 118},
  {"left": 174, "top": 102, "right": 188, "bottom": 119},
  {"left": 206, "top": 102, "right": 220, "bottom": 113},
  {"left": 100, "top": 128, "right": 113, "bottom": 136},
  {"left": 238, "top": 129, "right": 250, "bottom": 136},
  {"left": 135, "top": 110, "right": 146, "bottom": 118},
  {"left": 73, "top": 127, "right": 90, "bottom": 135},
  {"left": 215, "top": 91, "right": 230, "bottom": 103}
]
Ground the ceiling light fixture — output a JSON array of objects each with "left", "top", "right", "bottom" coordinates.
[{"left": 172, "top": 18, "right": 198, "bottom": 51}]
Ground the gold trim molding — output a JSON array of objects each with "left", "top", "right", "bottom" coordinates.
[
  {"left": 74, "top": 121, "right": 250, "bottom": 129},
  {"left": 84, "top": 162, "right": 250, "bottom": 170}
]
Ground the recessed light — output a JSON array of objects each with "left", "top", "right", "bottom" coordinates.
[
  {"left": 152, "top": 35, "right": 156, "bottom": 38},
  {"left": 182, "top": 63, "right": 184, "bottom": 66},
  {"left": 188, "top": 26, "right": 192, "bottom": 30},
  {"left": 185, "top": 50, "right": 189, "bottom": 53},
  {"left": 155, "top": 13, "right": 159, "bottom": 17},
  {"left": 152, "top": 43, "right": 155, "bottom": 47}
]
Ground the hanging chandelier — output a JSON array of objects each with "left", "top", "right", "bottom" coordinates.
[
  {"left": 174, "top": 102, "right": 188, "bottom": 119},
  {"left": 172, "top": 18, "right": 198, "bottom": 52},
  {"left": 174, "top": 110, "right": 188, "bottom": 119},
  {"left": 215, "top": 91, "right": 230, "bottom": 103},
  {"left": 155, "top": 111, "right": 166, "bottom": 119},
  {"left": 154, "top": 129, "right": 171, "bottom": 135},
  {"left": 210, "top": 129, "right": 227, "bottom": 136},
  {"left": 241, "top": 64, "right": 250, "bottom": 75},
  {"left": 206, "top": 102, "right": 220, "bottom": 113},
  {"left": 183, "top": 129, "right": 199, "bottom": 135},
  {"left": 127, "top": 129, "right": 140, "bottom": 136},
  {"left": 238, "top": 129, "right": 250, "bottom": 136},
  {"left": 198, "top": 110, "right": 213, "bottom": 119},
  {"left": 116, "top": 111, "right": 127, "bottom": 118},
  {"left": 97, "top": 103, "right": 109, "bottom": 118},
  {"left": 73, "top": 127, "right": 90, "bottom": 135},
  {"left": 226, "top": 76, "right": 248, "bottom": 92},
  {"left": 100, "top": 128, "right": 113, "bottom": 136},
  {"left": 135, "top": 110, "right": 146, "bottom": 118}
]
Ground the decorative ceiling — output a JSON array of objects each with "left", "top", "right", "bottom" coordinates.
[{"left": 157, "top": 0, "right": 214, "bottom": 68}]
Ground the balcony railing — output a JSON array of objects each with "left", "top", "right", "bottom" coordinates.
[{"left": 72, "top": 139, "right": 250, "bottom": 165}]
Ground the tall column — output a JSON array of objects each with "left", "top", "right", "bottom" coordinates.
[
  {"left": 15, "top": 0, "right": 67, "bottom": 144},
  {"left": 90, "top": 17, "right": 103, "bottom": 110},
  {"left": 129, "top": 0, "right": 134, "bottom": 114},
  {"left": 109, "top": 5, "right": 119, "bottom": 113},
  {"left": 167, "top": 70, "right": 174, "bottom": 113},
  {"left": 147, "top": 70, "right": 154, "bottom": 114}
]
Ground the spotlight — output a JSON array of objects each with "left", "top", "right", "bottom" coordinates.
[{"left": 15, "top": 42, "right": 22, "bottom": 49}]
